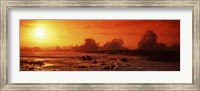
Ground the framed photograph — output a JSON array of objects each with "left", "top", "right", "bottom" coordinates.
[{"left": 0, "top": 0, "right": 199, "bottom": 91}]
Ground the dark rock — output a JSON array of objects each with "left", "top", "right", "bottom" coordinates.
[
  {"left": 111, "top": 64, "right": 115, "bottom": 69},
  {"left": 78, "top": 65, "right": 86, "bottom": 68},
  {"left": 34, "top": 61, "right": 44, "bottom": 66},
  {"left": 101, "top": 63, "right": 106, "bottom": 65},
  {"left": 29, "top": 61, "right": 34, "bottom": 65},
  {"left": 90, "top": 65, "right": 95, "bottom": 67},
  {"left": 82, "top": 56, "right": 87, "bottom": 60},
  {"left": 82, "top": 55, "right": 93, "bottom": 61},
  {"left": 110, "top": 58, "right": 117, "bottom": 60},
  {"left": 28, "top": 67, "right": 34, "bottom": 71},
  {"left": 93, "top": 60, "right": 98, "bottom": 64},
  {"left": 29, "top": 61, "right": 44, "bottom": 66},
  {"left": 86, "top": 55, "right": 93, "bottom": 60},
  {"left": 103, "top": 66, "right": 111, "bottom": 70},
  {"left": 20, "top": 61, "right": 29, "bottom": 64},
  {"left": 121, "top": 58, "right": 128, "bottom": 62}
]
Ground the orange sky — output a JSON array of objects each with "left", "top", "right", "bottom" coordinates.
[{"left": 20, "top": 20, "right": 180, "bottom": 49}]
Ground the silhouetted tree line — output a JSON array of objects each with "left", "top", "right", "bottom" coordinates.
[
  {"left": 71, "top": 38, "right": 127, "bottom": 52},
  {"left": 138, "top": 30, "right": 180, "bottom": 51},
  {"left": 72, "top": 30, "right": 180, "bottom": 52}
]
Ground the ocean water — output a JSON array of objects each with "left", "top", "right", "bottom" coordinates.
[{"left": 20, "top": 51, "right": 180, "bottom": 71}]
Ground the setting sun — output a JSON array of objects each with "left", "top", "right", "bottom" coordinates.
[{"left": 35, "top": 28, "right": 45, "bottom": 39}]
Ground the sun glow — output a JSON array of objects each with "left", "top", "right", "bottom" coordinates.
[{"left": 35, "top": 28, "right": 45, "bottom": 39}]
